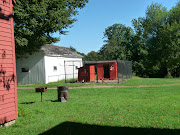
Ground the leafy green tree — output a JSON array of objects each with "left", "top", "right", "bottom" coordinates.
[
  {"left": 143, "top": 3, "right": 168, "bottom": 38},
  {"left": 143, "top": 3, "right": 169, "bottom": 77},
  {"left": 97, "top": 2, "right": 180, "bottom": 78},
  {"left": 132, "top": 2, "right": 180, "bottom": 77},
  {"left": 14, "top": 0, "right": 88, "bottom": 57},
  {"left": 70, "top": 46, "right": 86, "bottom": 59},
  {"left": 84, "top": 51, "right": 101, "bottom": 61},
  {"left": 130, "top": 3, "right": 168, "bottom": 77},
  {"left": 99, "top": 24, "right": 133, "bottom": 60},
  {"left": 130, "top": 18, "right": 148, "bottom": 76},
  {"left": 157, "top": 2, "right": 180, "bottom": 77}
]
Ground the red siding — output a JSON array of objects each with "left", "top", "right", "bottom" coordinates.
[
  {"left": 78, "top": 62, "right": 118, "bottom": 82},
  {"left": 0, "top": 0, "right": 18, "bottom": 124},
  {"left": 0, "top": 31, "right": 12, "bottom": 38},
  {"left": 0, "top": 94, "right": 16, "bottom": 104},
  {"left": 0, "top": 6, "right": 10, "bottom": 14},
  {"left": 96, "top": 62, "right": 118, "bottom": 80},
  {"left": 89, "top": 65, "right": 95, "bottom": 81},
  {"left": 78, "top": 65, "right": 95, "bottom": 82},
  {"left": 0, "top": 0, "right": 11, "bottom": 5},
  {"left": 96, "top": 64, "right": 104, "bottom": 80}
]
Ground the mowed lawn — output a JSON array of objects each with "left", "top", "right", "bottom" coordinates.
[
  {"left": 17, "top": 77, "right": 180, "bottom": 88},
  {"left": 1, "top": 79, "right": 180, "bottom": 135}
]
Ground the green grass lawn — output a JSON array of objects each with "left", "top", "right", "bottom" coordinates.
[
  {"left": 120, "top": 77, "right": 180, "bottom": 86},
  {"left": 17, "top": 77, "right": 180, "bottom": 88},
  {"left": 1, "top": 82, "right": 180, "bottom": 135}
]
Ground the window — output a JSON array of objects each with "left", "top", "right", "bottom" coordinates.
[
  {"left": 53, "top": 66, "right": 57, "bottom": 71},
  {"left": 21, "top": 68, "right": 29, "bottom": 72}
]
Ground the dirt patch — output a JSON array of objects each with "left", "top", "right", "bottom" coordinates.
[
  {"left": 17, "top": 83, "right": 180, "bottom": 90},
  {"left": 69, "top": 85, "right": 128, "bottom": 89}
]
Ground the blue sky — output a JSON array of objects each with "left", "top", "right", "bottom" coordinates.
[{"left": 53, "top": 0, "right": 179, "bottom": 54}]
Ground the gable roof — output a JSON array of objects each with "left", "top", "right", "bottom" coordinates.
[{"left": 41, "top": 44, "right": 83, "bottom": 58}]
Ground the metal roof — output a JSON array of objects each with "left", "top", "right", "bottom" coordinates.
[
  {"left": 41, "top": 44, "right": 83, "bottom": 58},
  {"left": 84, "top": 60, "right": 117, "bottom": 64}
]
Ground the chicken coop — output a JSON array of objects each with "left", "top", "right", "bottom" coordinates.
[{"left": 78, "top": 60, "right": 132, "bottom": 83}]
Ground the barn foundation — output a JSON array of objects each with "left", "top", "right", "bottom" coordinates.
[{"left": 0, "top": 120, "right": 15, "bottom": 127}]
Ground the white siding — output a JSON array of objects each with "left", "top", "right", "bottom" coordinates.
[
  {"left": 44, "top": 56, "right": 82, "bottom": 84},
  {"left": 64, "top": 57, "right": 82, "bottom": 80}
]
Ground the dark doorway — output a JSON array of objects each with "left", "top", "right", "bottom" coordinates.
[
  {"left": 103, "top": 64, "right": 110, "bottom": 78},
  {"left": 95, "top": 65, "right": 98, "bottom": 81}
]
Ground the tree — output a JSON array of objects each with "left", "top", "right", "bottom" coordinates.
[
  {"left": 84, "top": 51, "right": 101, "bottom": 61},
  {"left": 131, "top": 2, "right": 180, "bottom": 77},
  {"left": 70, "top": 46, "right": 86, "bottom": 59},
  {"left": 99, "top": 24, "right": 133, "bottom": 60},
  {"left": 130, "top": 18, "right": 148, "bottom": 76},
  {"left": 97, "top": 2, "right": 180, "bottom": 78},
  {"left": 14, "top": 0, "right": 88, "bottom": 57},
  {"left": 130, "top": 3, "right": 168, "bottom": 77},
  {"left": 157, "top": 2, "right": 180, "bottom": 77}
]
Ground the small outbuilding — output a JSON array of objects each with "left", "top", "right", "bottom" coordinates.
[
  {"left": 0, "top": 0, "right": 18, "bottom": 125},
  {"left": 16, "top": 44, "right": 83, "bottom": 85},
  {"left": 78, "top": 61, "right": 118, "bottom": 82},
  {"left": 78, "top": 65, "right": 95, "bottom": 82}
]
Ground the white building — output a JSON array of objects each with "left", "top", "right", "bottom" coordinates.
[{"left": 16, "top": 44, "right": 83, "bottom": 85}]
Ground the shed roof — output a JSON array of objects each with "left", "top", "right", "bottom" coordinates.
[{"left": 41, "top": 44, "right": 83, "bottom": 58}]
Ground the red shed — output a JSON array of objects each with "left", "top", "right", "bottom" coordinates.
[
  {"left": 0, "top": 0, "right": 18, "bottom": 125},
  {"left": 78, "top": 65, "right": 95, "bottom": 82},
  {"left": 96, "top": 62, "right": 118, "bottom": 80},
  {"left": 78, "top": 61, "right": 118, "bottom": 82}
]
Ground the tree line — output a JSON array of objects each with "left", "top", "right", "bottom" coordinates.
[
  {"left": 84, "top": 2, "right": 180, "bottom": 78},
  {"left": 13, "top": 1, "right": 179, "bottom": 78}
]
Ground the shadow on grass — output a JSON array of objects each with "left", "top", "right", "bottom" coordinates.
[
  {"left": 44, "top": 100, "right": 60, "bottom": 102},
  {"left": 39, "top": 121, "right": 179, "bottom": 135},
  {"left": 50, "top": 100, "right": 60, "bottom": 102},
  {"left": 20, "top": 102, "right": 35, "bottom": 104}
]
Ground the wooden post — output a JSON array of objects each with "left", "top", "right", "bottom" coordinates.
[
  {"left": 73, "top": 61, "right": 74, "bottom": 82},
  {"left": 84, "top": 69, "right": 86, "bottom": 82},
  {"left": 64, "top": 61, "right": 66, "bottom": 83},
  {"left": 116, "top": 60, "right": 120, "bottom": 84}
]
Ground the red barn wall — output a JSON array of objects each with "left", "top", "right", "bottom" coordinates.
[{"left": 0, "top": 0, "right": 18, "bottom": 124}]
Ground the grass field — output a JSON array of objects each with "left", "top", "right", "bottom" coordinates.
[
  {"left": 17, "top": 77, "right": 180, "bottom": 88},
  {"left": 1, "top": 78, "right": 180, "bottom": 135}
]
